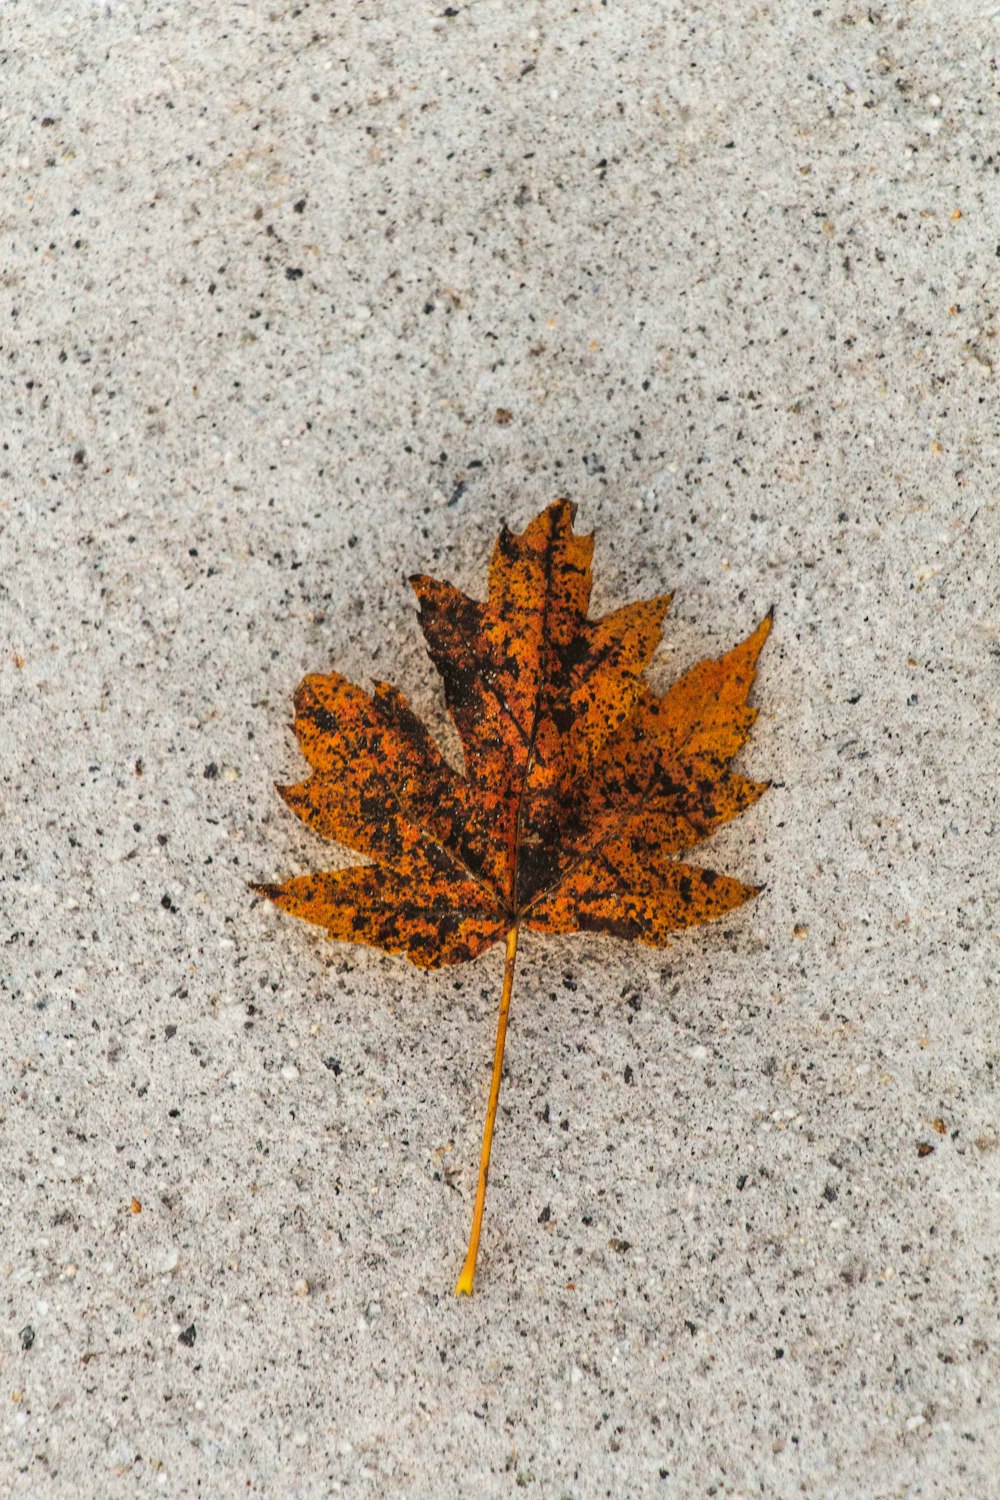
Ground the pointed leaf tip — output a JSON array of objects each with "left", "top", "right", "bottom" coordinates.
[
  {"left": 250, "top": 881, "right": 279, "bottom": 900},
  {"left": 737, "top": 609, "right": 773, "bottom": 672}
]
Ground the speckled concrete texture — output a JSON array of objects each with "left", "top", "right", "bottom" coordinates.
[{"left": 1, "top": 2, "right": 998, "bottom": 1496}]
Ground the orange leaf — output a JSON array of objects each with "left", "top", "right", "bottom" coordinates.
[{"left": 253, "top": 500, "right": 772, "bottom": 1292}]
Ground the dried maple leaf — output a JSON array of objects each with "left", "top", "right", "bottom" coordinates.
[{"left": 253, "top": 500, "right": 771, "bottom": 1293}]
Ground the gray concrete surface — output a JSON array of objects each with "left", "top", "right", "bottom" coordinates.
[{"left": 1, "top": 2, "right": 998, "bottom": 1496}]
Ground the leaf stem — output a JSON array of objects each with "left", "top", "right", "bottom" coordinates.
[{"left": 455, "top": 920, "right": 520, "bottom": 1295}]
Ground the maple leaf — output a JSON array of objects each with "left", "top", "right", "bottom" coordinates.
[{"left": 253, "top": 500, "right": 771, "bottom": 1293}]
